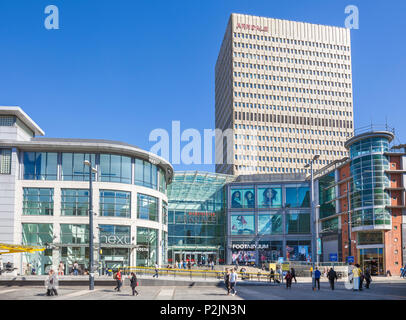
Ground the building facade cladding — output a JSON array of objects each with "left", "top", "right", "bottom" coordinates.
[
  {"left": 215, "top": 13, "right": 354, "bottom": 176},
  {"left": 316, "top": 129, "right": 405, "bottom": 275},
  {"left": 167, "top": 171, "right": 235, "bottom": 266},
  {"left": 226, "top": 174, "right": 312, "bottom": 265},
  {"left": 0, "top": 107, "right": 173, "bottom": 275}
]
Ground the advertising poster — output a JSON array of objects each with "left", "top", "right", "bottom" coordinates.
[
  {"left": 230, "top": 188, "right": 255, "bottom": 209},
  {"left": 231, "top": 215, "right": 255, "bottom": 235},
  {"left": 257, "top": 186, "right": 282, "bottom": 208}
]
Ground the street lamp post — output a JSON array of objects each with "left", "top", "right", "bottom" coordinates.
[
  {"left": 305, "top": 154, "right": 320, "bottom": 268},
  {"left": 84, "top": 160, "right": 97, "bottom": 290}
]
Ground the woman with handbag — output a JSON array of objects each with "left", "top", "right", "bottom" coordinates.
[{"left": 130, "top": 272, "right": 139, "bottom": 296}]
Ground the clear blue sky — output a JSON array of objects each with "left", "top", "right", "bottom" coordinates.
[{"left": 0, "top": 0, "right": 405, "bottom": 172}]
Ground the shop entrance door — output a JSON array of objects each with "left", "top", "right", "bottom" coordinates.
[{"left": 359, "top": 248, "right": 384, "bottom": 276}]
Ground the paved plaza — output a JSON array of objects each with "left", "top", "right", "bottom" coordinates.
[{"left": 0, "top": 280, "right": 405, "bottom": 300}]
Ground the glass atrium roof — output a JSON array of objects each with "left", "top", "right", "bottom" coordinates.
[{"left": 167, "top": 171, "right": 236, "bottom": 211}]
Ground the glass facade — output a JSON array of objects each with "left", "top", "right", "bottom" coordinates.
[
  {"left": 137, "top": 193, "right": 158, "bottom": 221},
  {"left": 349, "top": 136, "right": 392, "bottom": 229},
  {"left": 61, "top": 189, "right": 89, "bottom": 216},
  {"left": 23, "top": 188, "right": 54, "bottom": 216},
  {"left": 227, "top": 180, "right": 312, "bottom": 264},
  {"left": 99, "top": 225, "right": 131, "bottom": 270},
  {"left": 0, "top": 148, "right": 11, "bottom": 174},
  {"left": 22, "top": 223, "right": 53, "bottom": 275},
  {"left": 61, "top": 153, "right": 96, "bottom": 181},
  {"left": 23, "top": 152, "right": 57, "bottom": 180},
  {"left": 99, "top": 154, "right": 132, "bottom": 184},
  {"left": 134, "top": 158, "right": 157, "bottom": 189},
  {"left": 318, "top": 171, "right": 336, "bottom": 219},
  {"left": 167, "top": 172, "right": 234, "bottom": 265},
  {"left": 100, "top": 190, "right": 131, "bottom": 218},
  {"left": 136, "top": 227, "right": 158, "bottom": 267}
]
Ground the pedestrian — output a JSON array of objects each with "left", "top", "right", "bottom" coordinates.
[
  {"left": 187, "top": 260, "right": 191, "bottom": 270},
  {"left": 291, "top": 267, "right": 297, "bottom": 284},
  {"left": 285, "top": 271, "right": 292, "bottom": 289},
  {"left": 153, "top": 262, "right": 159, "bottom": 278},
  {"left": 229, "top": 268, "right": 238, "bottom": 296},
  {"left": 352, "top": 264, "right": 360, "bottom": 291},
  {"left": 359, "top": 267, "right": 365, "bottom": 291},
  {"left": 211, "top": 261, "right": 215, "bottom": 271},
  {"left": 364, "top": 268, "right": 372, "bottom": 289},
  {"left": 58, "top": 261, "right": 64, "bottom": 276},
  {"left": 400, "top": 264, "right": 406, "bottom": 278},
  {"left": 224, "top": 268, "right": 231, "bottom": 295},
  {"left": 269, "top": 268, "right": 275, "bottom": 283},
  {"left": 73, "top": 261, "right": 79, "bottom": 276},
  {"left": 183, "top": 260, "right": 187, "bottom": 269},
  {"left": 327, "top": 268, "right": 338, "bottom": 290},
  {"left": 277, "top": 267, "right": 283, "bottom": 284},
  {"left": 114, "top": 269, "right": 122, "bottom": 292},
  {"left": 313, "top": 267, "right": 321, "bottom": 291},
  {"left": 45, "top": 269, "right": 58, "bottom": 296},
  {"left": 130, "top": 272, "right": 139, "bottom": 296}
]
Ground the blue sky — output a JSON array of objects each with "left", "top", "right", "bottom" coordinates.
[{"left": 0, "top": 0, "right": 405, "bottom": 172}]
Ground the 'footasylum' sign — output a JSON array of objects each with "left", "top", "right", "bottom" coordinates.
[{"left": 231, "top": 243, "right": 270, "bottom": 250}]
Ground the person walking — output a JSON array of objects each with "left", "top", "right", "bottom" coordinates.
[
  {"left": 58, "top": 261, "right": 64, "bottom": 276},
  {"left": 187, "top": 260, "right": 191, "bottom": 270},
  {"left": 224, "top": 268, "right": 231, "bottom": 295},
  {"left": 327, "top": 268, "right": 338, "bottom": 290},
  {"left": 114, "top": 269, "right": 123, "bottom": 292},
  {"left": 352, "top": 264, "right": 360, "bottom": 291},
  {"left": 269, "top": 268, "right": 275, "bottom": 283},
  {"left": 400, "top": 264, "right": 406, "bottom": 278},
  {"left": 153, "top": 263, "right": 159, "bottom": 278},
  {"left": 364, "top": 268, "right": 372, "bottom": 289},
  {"left": 45, "top": 269, "right": 58, "bottom": 296},
  {"left": 284, "top": 271, "right": 293, "bottom": 289},
  {"left": 313, "top": 267, "right": 321, "bottom": 291},
  {"left": 291, "top": 267, "right": 297, "bottom": 284},
  {"left": 130, "top": 272, "right": 139, "bottom": 296},
  {"left": 359, "top": 267, "right": 365, "bottom": 291},
  {"left": 229, "top": 268, "right": 238, "bottom": 296},
  {"left": 73, "top": 261, "right": 79, "bottom": 276}
]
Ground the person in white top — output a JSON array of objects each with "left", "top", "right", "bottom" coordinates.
[{"left": 229, "top": 268, "right": 238, "bottom": 296}]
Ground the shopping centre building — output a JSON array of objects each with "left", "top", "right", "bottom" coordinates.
[
  {"left": 226, "top": 174, "right": 311, "bottom": 265},
  {"left": 0, "top": 106, "right": 173, "bottom": 275},
  {"left": 315, "top": 127, "right": 406, "bottom": 275},
  {"left": 167, "top": 171, "right": 235, "bottom": 265}
]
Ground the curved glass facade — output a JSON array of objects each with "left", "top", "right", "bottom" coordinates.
[
  {"left": 23, "top": 151, "right": 168, "bottom": 194},
  {"left": 349, "top": 136, "right": 392, "bottom": 229}
]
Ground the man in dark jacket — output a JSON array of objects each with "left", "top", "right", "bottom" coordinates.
[
  {"left": 327, "top": 268, "right": 338, "bottom": 290},
  {"left": 364, "top": 268, "right": 372, "bottom": 289},
  {"left": 291, "top": 268, "right": 297, "bottom": 283},
  {"left": 130, "top": 272, "right": 139, "bottom": 296}
]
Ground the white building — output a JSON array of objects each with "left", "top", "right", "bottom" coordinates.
[
  {"left": 0, "top": 106, "right": 173, "bottom": 275},
  {"left": 215, "top": 13, "right": 354, "bottom": 175}
]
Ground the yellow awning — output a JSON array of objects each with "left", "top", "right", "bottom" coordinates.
[{"left": 0, "top": 243, "right": 45, "bottom": 255}]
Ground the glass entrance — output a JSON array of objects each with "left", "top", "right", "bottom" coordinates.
[
  {"left": 359, "top": 248, "right": 384, "bottom": 276},
  {"left": 172, "top": 251, "right": 217, "bottom": 266}
]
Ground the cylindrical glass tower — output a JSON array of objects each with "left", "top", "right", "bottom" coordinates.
[{"left": 345, "top": 130, "right": 394, "bottom": 231}]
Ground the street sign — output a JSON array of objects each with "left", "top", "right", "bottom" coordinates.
[
  {"left": 329, "top": 253, "right": 338, "bottom": 262},
  {"left": 347, "top": 256, "right": 354, "bottom": 263}
]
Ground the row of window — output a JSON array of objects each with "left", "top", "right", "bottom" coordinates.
[
  {"left": 234, "top": 124, "right": 352, "bottom": 136},
  {"left": 234, "top": 91, "right": 352, "bottom": 109},
  {"left": 22, "top": 188, "right": 167, "bottom": 223},
  {"left": 234, "top": 82, "right": 351, "bottom": 98},
  {"left": 234, "top": 111, "right": 353, "bottom": 130},
  {"left": 22, "top": 152, "right": 167, "bottom": 193},
  {"left": 235, "top": 166, "right": 310, "bottom": 174},
  {"left": 232, "top": 32, "right": 350, "bottom": 52}
]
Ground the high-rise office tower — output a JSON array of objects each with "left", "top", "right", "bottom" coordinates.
[{"left": 215, "top": 13, "right": 354, "bottom": 175}]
